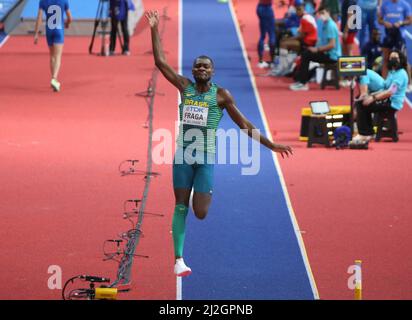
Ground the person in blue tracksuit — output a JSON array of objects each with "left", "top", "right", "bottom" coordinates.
[
  {"left": 109, "top": 0, "right": 135, "bottom": 55},
  {"left": 34, "top": 0, "right": 72, "bottom": 92}
]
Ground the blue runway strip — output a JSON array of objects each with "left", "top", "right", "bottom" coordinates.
[{"left": 181, "top": 0, "right": 315, "bottom": 300}]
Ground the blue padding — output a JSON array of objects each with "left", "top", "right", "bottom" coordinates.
[{"left": 21, "top": 0, "right": 99, "bottom": 19}]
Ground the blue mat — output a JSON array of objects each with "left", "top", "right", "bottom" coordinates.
[
  {"left": 181, "top": 0, "right": 315, "bottom": 300},
  {"left": 21, "top": 0, "right": 99, "bottom": 19}
]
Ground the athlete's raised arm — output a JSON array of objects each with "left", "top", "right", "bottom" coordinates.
[
  {"left": 146, "top": 10, "right": 190, "bottom": 92},
  {"left": 218, "top": 88, "right": 293, "bottom": 158}
]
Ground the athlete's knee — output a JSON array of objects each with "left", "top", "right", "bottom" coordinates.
[
  {"left": 194, "top": 208, "right": 208, "bottom": 220},
  {"left": 193, "top": 201, "right": 209, "bottom": 219}
]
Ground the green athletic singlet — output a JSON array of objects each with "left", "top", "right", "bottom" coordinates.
[{"left": 177, "top": 82, "right": 223, "bottom": 153}]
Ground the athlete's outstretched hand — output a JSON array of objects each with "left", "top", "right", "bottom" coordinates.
[
  {"left": 271, "top": 143, "right": 293, "bottom": 159},
  {"left": 145, "top": 10, "right": 159, "bottom": 28}
]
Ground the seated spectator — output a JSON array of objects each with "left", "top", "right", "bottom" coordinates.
[
  {"left": 353, "top": 68, "right": 385, "bottom": 123},
  {"left": 361, "top": 28, "right": 383, "bottom": 71},
  {"left": 353, "top": 50, "right": 408, "bottom": 142},
  {"left": 289, "top": 5, "right": 341, "bottom": 91},
  {"left": 273, "top": 1, "right": 317, "bottom": 76},
  {"left": 275, "top": 4, "right": 301, "bottom": 55},
  {"left": 378, "top": 0, "right": 412, "bottom": 78},
  {"left": 287, "top": 0, "right": 316, "bottom": 14},
  {"left": 357, "top": 69, "right": 385, "bottom": 100},
  {"left": 283, "top": 0, "right": 316, "bottom": 13}
]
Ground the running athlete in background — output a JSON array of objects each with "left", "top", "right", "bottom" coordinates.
[
  {"left": 146, "top": 10, "right": 293, "bottom": 277},
  {"left": 34, "top": 0, "right": 72, "bottom": 92}
]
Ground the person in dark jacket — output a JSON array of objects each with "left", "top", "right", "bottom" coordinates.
[{"left": 109, "top": 0, "right": 134, "bottom": 55}]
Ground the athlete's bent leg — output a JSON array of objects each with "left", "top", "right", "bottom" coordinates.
[
  {"left": 192, "top": 192, "right": 212, "bottom": 220},
  {"left": 192, "top": 161, "right": 214, "bottom": 220}
]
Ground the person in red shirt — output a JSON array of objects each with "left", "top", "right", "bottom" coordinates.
[{"left": 273, "top": 1, "right": 317, "bottom": 76}]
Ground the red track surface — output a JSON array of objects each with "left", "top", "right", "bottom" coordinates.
[
  {"left": 2, "top": 0, "right": 412, "bottom": 300},
  {"left": 234, "top": 0, "right": 412, "bottom": 299},
  {"left": 0, "top": 0, "right": 177, "bottom": 300}
]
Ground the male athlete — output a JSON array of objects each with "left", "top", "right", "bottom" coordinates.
[
  {"left": 34, "top": 0, "right": 72, "bottom": 92},
  {"left": 146, "top": 10, "right": 293, "bottom": 277}
]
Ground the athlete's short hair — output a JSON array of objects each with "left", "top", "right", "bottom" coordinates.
[{"left": 193, "top": 55, "right": 214, "bottom": 68}]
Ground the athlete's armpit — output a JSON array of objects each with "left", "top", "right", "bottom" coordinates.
[
  {"left": 216, "top": 87, "right": 234, "bottom": 110},
  {"left": 219, "top": 88, "right": 255, "bottom": 133}
]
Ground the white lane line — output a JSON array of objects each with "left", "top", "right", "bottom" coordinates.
[{"left": 176, "top": 0, "right": 183, "bottom": 301}]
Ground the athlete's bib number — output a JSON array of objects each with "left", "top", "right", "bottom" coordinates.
[{"left": 182, "top": 105, "right": 208, "bottom": 127}]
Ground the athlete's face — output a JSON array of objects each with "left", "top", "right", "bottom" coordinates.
[{"left": 192, "top": 58, "right": 214, "bottom": 83}]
